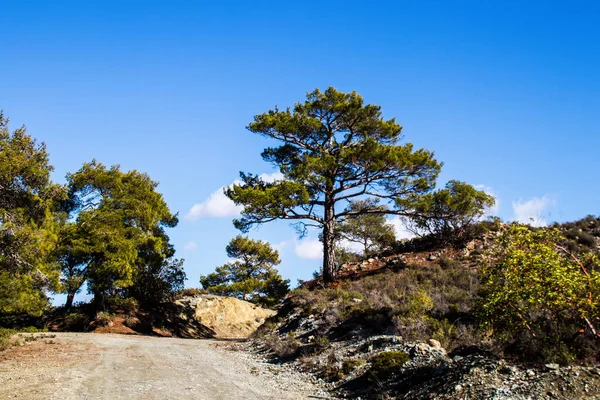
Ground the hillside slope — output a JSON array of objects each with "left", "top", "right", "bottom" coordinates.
[{"left": 250, "top": 219, "right": 600, "bottom": 399}]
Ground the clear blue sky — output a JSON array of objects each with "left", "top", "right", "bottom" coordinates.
[{"left": 2, "top": 1, "right": 599, "bottom": 301}]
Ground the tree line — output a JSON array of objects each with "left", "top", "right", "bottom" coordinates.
[
  {"left": 0, "top": 114, "right": 184, "bottom": 315},
  {"left": 2, "top": 87, "right": 495, "bottom": 315}
]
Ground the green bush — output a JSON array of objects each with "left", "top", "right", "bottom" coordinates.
[
  {"left": 431, "top": 318, "right": 457, "bottom": 349},
  {"left": 107, "top": 296, "right": 138, "bottom": 313},
  {"left": 95, "top": 312, "right": 113, "bottom": 327},
  {"left": 555, "top": 216, "right": 600, "bottom": 258},
  {"left": 253, "top": 320, "right": 276, "bottom": 338},
  {"left": 369, "top": 351, "right": 410, "bottom": 380},
  {"left": 313, "top": 335, "right": 330, "bottom": 352},
  {"left": 477, "top": 224, "right": 600, "bottom": 364},
  {"left": 438, "top": 256, "right": 457, "bottom": 268},
  {"left": 0, "top": 328, "right": 17, "bottom": 351},
  {"left": 315, "top": 336, "right": 329, "bottom": 349},
  {"left": 123, "top": 315, "right": 140, "bottom": 329},
  {"left": 19, "top": 326, "right": 47, "bottom": 333},
  {"left": 64, "top": 312, "right": 90, "bottom": 331},
  {"left": 342, "top": 359, "right": 365, "bottom": 374}
]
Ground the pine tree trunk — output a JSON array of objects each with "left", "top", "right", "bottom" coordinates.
[
  {"left": 65, "top": 290, "right": 76, "bottom": 309},
  {"left": 93, "top": 291, "right": 106, "bottom": 311},
  {"left": 322, "top": 195, "right": 337, "bottom": 282}
]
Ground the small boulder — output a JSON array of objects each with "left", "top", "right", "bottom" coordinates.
[{"left": 413, "top": 343, "right": 430, "bottom": 355}]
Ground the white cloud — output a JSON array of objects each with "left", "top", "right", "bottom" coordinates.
[
  {"left": 388, "top": 216, "right": 416, "bottom": 240},
  {"left": 184, "top": 240, "right": 198, "bottom": 252},
  {"left": 276, "top": 237, "right": 362, "bottom": 259},
  {"left": 272, "top": 239, "right": 293, "bottom": 253},
  {"left": 339, "top": 239, "right": 365, "bottom": 254},
  {"left": 474, "top": 184, "right": 500, "bottom": 216},
  {"left": 184, "top": 171, "right": 284, "bottom": 221},
  {"left": 184, "top": 185, "right": 242, "bottom": 220},
  {"left": 294, "top": 239, "right": 323, "bottom": 260},
  {"left": 512, "top": 196, "right": 555, "bottom": 227},
  {"left": 259, "top": 171, "right": 284, "bottom": 183},
  {"left": 286, "top": 217, "right": 412, "bottom": 259}
]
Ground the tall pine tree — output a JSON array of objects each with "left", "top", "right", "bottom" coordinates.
[{"left": 227, "top": 88, "right": 492, "bottom": 281}]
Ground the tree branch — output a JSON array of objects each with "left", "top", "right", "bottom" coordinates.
[{"left": 335, "top": 208, "right": 418, "bottom": 219}]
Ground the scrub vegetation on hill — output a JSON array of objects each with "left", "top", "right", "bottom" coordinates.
[
  {"left": 271, "top": 219, "right": 600, "bottom": 365},
  {"left": 251, "top": 218, "right": 600, "bottom": 398}
]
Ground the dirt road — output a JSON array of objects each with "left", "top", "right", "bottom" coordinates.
[{"left": 0, "top": 333, "right": 323, "bottom": 400}]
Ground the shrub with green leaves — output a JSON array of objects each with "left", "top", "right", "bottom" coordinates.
[
  {"left": 342, "top": 359, "right": 365, "bottom": 374},
  {"left": 107, "top": 296, "right": 139, "bottom": 313},
  {"left": 19, "top": 326, "right": 46, "bottom": 333},
  {"left": 369, "top": 351, "right": 410, "bottom": 380},
  {"left": 95, "top": 311, "right": 113, "bottom": 327},
  {"left": 314, "top": 335, "right": 330, "bottom": 349},
  {"left": 64, "top": 312, "right": 90, "bottom": 331},
  {"left": 555, "top": 215, "right": 600, "bottom": 256},
  {"left": 477, "top": 224, "right": 600, "bottom": 363},
  {"left": 0, "top": 327, "right": 17, "bottom": 351}
]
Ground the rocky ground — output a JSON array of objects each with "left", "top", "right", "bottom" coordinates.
[
  {"left": 247, "top": 300, "right": 600, "bottom": 400},
  {"left": 4, "top": 325, "right": 598, "bottom": 400},
  {"left": 246, "top": 330, "right": 600, "bottom": 399},
  {"left": 242, "top": 224, "right": 600, "bottom": 399},
  {"left": 0, "top": 332, "right": 328, "bottom": 400}
]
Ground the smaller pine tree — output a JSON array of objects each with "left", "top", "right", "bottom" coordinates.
[
  {"left": 336, "top": 199, "right": 396, "bottom": 256},
  {"left": 200, "top": 236, "right": 289, "bottom": 307}
]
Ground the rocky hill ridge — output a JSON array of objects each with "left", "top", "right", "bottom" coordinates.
[{"left": 249, "top": 219, "right": 600, "bottom": 399}]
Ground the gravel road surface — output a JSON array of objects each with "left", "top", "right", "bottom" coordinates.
[{"left": 0, "top": 333, "right": 324, "bottom": 400}]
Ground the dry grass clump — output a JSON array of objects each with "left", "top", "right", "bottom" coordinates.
[{"left": 261, "top": 331, "right": 300, "bottom": 358}]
